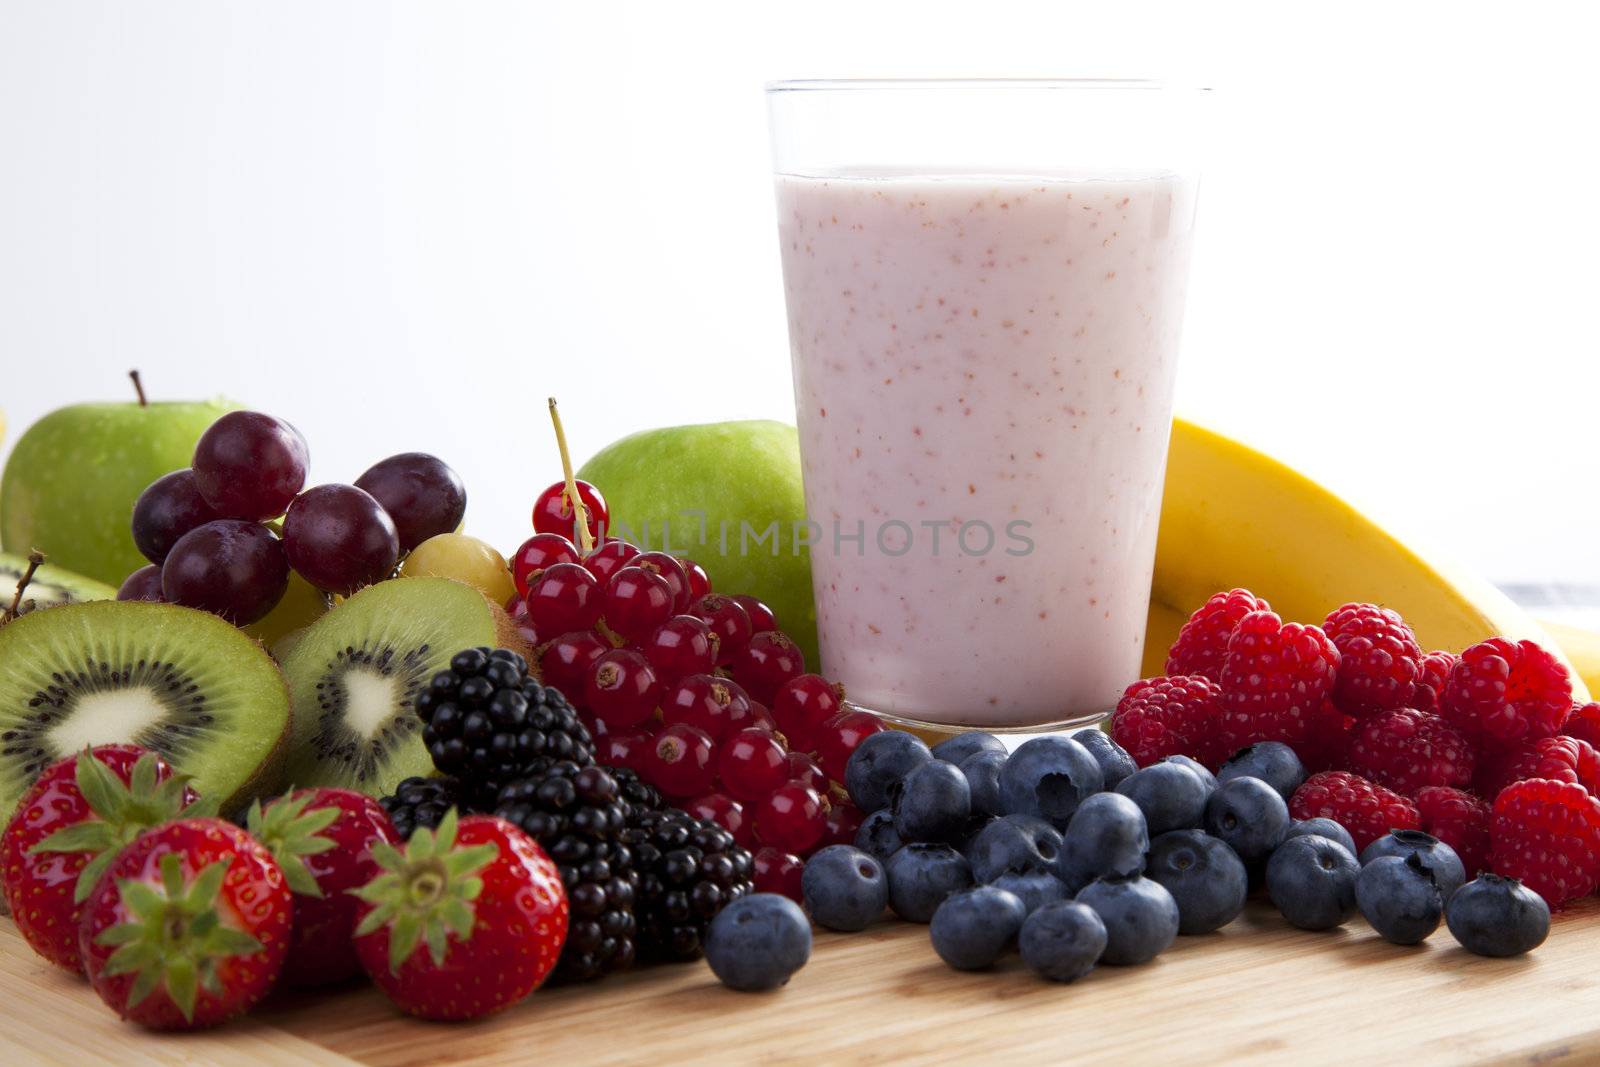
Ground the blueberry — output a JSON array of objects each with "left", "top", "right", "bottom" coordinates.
[
  {"left": 1218, "top": 742, "right": 1306, "bottom": 799},
  {"left": 1283, "top": 817, "right": 1357, "bottom": 857},
  {"left": 1360, "top": 829, "right": 1466, "bottom": 900},
  {"left": 801, "top": 845, "right": 887, "bottom": 932},
  {"left": 1072, "top": 728, "right": 1138, "bottom": 791},
  {"left": 845, "top": 731, "right": 933, "bottom": 813},
  {"left": 959, "top": 749, "right": 1008, "bottom": 818},
  {"left": 1074, "top": 874, "right": 1179, "bottom": 965},
  {"left": 953, "top": 814, "right": 995, "bottom": 855},
  {"left": 1357, "top": 854, "right": 1443, "bottom": 945},
  {"left": 1146, "top": 829, "right": 1249, "bottom": 935},
  {"left": 1019, "top": 900, "right": 1107, "bottom": 982},
  {"left": 929, "top": 886, "right": 1027, "bottom": 970},
  {"left": 1445, "top": 874, "right": 1551, "bottom": 957},
  {"left": 1161, "top": 755, "right": 1218, "bottom": 796},
  {"left": 998, "top": 736, "right": 1104, "bottom": 828},
  {"left": 990, "top": 869, "right": 1068, "bottom": 914},
  {"left": 1265, "top": 834, "right": 1359, "bottom": 930},
  {"left": 885, "top": 842, "right": 974, "bottom": 923},
  {"left": 932, "top": 732, "right": 1006, "bottom": 765},
  {"left": 892, "top": 759, "right": 972, "bottom": 843},
  {"left": 854, "top": 808, "right": 904, "bottom": 863},
  {"left": 1203, "top": 776, "right": 1291, "bottom": 863},
  {"left": 1057, "top": 792, "right": 1149, "bottom": 893},
  {"left": 1115, "top": 762, "right": 1209, "bottom": 835},
  {"left": 965, "top": 813, "right": 1063, "bottom": 883},
  {"left": 705, "top": 893, "right": 812, "bottom": 991}
]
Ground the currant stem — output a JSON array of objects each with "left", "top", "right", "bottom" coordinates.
[
  {"left": 129, "top": 369, "right": 148, "bottom": 407},
  {"left": 547, "top": 398, "right": 594, "bottom": 554},
  {"left": 2, "top": 550, "right": 45, "bottom": 625}
]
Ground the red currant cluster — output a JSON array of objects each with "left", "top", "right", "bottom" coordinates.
[{"left": 509, "top": 476, "right": 886, "bottom": 895}]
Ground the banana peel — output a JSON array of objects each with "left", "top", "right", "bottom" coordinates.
[{"left": 1149, "top": 418, "right": 1590, "bottom": 701}]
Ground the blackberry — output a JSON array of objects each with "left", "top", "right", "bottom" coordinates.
[
  {"left": 625, "top": 808, "right": 754, "bottom": 961},
  {"left": 416, "top": 646, "right": 594, "bottom": 805},
  {"left": 494, "top": 762, "right": 637, "bottom": 981},
  {"left": 612, "top": 766, "right": 665, "bottom": 815},
  {"left": 379, "top": 776, "right": 465, "bottom": 839}
]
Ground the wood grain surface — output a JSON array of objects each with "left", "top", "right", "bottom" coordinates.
[{"left": 4, "top": 898, "right": 1598, "bottom": 1066}]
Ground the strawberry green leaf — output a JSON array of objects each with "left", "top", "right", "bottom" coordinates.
[{"left": 246, "top": 792, "right": 343, "bottom": 899}]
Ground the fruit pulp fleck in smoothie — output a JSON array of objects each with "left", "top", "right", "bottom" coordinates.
[{"left": 775, "top": 171, "right": 1197, "bottom": 726}]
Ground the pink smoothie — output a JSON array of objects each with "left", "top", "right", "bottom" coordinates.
[{"left": 775, "top": 171, "right": 1197, "bottom": 726}]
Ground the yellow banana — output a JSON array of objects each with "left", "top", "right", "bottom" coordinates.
[{"left": 1147, "top": 419, "right": 1590, "bottom": 701}]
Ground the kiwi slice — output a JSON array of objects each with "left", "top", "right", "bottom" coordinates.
[
  {"left": 0, "top": 601, "right": 291, "bottom": 819},
  {"left": 280, "top": 576, "right": 530, "bottom": 796},
  {"left": 0, "top": 550, "right": 116, "bottom": 615}
]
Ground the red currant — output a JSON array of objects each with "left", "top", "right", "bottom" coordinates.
[
  {"left": 531, "top": 478, "right": 608, "bottom": 544},
  {"left": 506, "top": 596, "right": 538, "bottom": 646},
  {"left": 822, "top": 801, "right": 865, "bottom": 847},
  {"left": 757, "top": 782, "right": 827, "bottom": 853},
  {"left": 678, "top": 557, "right": 712, "bottom": 601},
  {"left": 538, "top": 629, "right": 608, "bottom": 695},
  {"left": 602, "top": 565, "right": 675, "bottom": 642},
  {"left": 634, "top": 552, "right": 690, "bottom": 612},
  {"left": 752, "top": 847, "right": 805, "bottom": 903},
  {"left": 661, "top": 673, "right": 749, "bottom": 740},
  {"left": 716, "top": 727, "right": 790, "bottom": 803},
  {"left": 641, "top": 615, "right": 716, "bottom": 680},
  {"left": 814, "top": 710, "right": 887, "bottom": 782},
  {"left": 688, "top": 594, "right": 754, "bottom": 664},
  {"left": 582, "top": 539, "right": 641, "bottom": 584},
  {"left": 644, "top": 723, "right": 716, "bottom": 799},
  {"left": 583, "top": 648, "right": 661, "bottom": 730},
  {"left": 731, "top": 630, "right": 807, "bottom": 704},
  {"left": 525, "top": 562, "right": 601, "bottom": 636},
  {"left": 731, "top": 594, "right": 779, "bottom": 633},
  {"left": 594, "top": 727, "right": 653, "bottom": 772},
  {"left": 771, "top": 673, "right": 844, "bottom": 752},
  {"left": 686, "top": 793, "right": 754, "bottom": 849},
  {"left": 787, "top": 751, "right": 828, "bottom": 793},
  {"left": 746, "top": 701, "right": 777, "bottom": 734},
  {"left": 510, "top": 532, "right": 580, "bottom": 597}
]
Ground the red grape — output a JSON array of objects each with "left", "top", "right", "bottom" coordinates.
[
  {"left": 532, "top": 479, "right": 608, "bottom": 544},
  {"left": 160, "top": 519, "right": 289, "bottom": 624},
  {"left": 353, "top": 452, "right": 466, "bottom": 552},
  {"left": 116, "top": 564, "right": 165, "bottom": 602},
  {"left": 282, "top": 483, "right": 399, "bottom": 595},
  {"left": 191, "top": 411, "right": 309, "bottom": 521},
  {"left": 130, "top": 469, "right": 218, "bottom": 564},
  {"left": 511, "top": 533, "right": 580, "bottom": 597}
]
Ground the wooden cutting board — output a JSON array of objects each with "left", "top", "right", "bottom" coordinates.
[{"left": 4, "top": 899, "right": 1598, "bottom": 1066}]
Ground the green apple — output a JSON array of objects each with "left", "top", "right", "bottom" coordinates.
[
  {"left": 0, "top": 387, "right": 237, "bottom": 586},
  {"left": 578, "top": 420, "right": 819, "bottom": 667}
]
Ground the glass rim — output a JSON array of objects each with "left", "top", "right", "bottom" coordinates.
[{"left": 765, "top": 77, "right": 1211, "bottom": 94}]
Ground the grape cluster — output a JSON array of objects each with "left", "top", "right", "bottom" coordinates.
[
  {"left": 511, "top": 476, "right": 886, "bottom": 892},
  {"left": 122, "top": 409, "right": 466, "bottom": 624}
]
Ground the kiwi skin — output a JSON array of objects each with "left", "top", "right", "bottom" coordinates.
[
  {"left": 0, "top": 550, "right": 115, "bottom": 614},
  {"left": 0, "top": 600, "right": 292, "bottom": 819}
]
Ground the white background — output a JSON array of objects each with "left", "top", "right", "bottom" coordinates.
[{"left": 1, "top": 1, "right": 1596, "bottom": 587}]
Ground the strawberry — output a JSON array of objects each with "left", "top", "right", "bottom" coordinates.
[
  {"left": 352, "top": 810, "right": 568, "bottom": 1021},
  {"left": 247, "top": 787, "right": 401, "bottom": 987},
  {"left": 79, "top": 817, "right": 290, "bottom": 1029},
  {"left": 1, "top": 745, "right": 203, "bottom": 973}
]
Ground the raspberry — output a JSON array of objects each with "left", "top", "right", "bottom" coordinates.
[
  {"left": 1293, "top": 702, "right": 1356, "bottom": 774},
  {"left": 1218, "top": 611, "right": 1341, "bottom": 752},
  {"left": 1322, "top": 603, "right": 1422, "bottom": 716},
  {"left": 1347, "top": 708, "right": 1474, "bottom": 794},
  {"left": 1440, "top": 638, "right": 1571, "bottom": 748},
  {"left": 1109, "top": 675, "right": 1225, "bottom": 769},
  {"left": 1562, "top": 701, "right": 1600, "bottom": 750},
  {"left": 1414, "top": 786, "right": 1492, "bottom": 877},
  {"left": 1476, "top": 734, "right": 1600, "bottom": 801},
  {"left": 1289, "top": 770, "right": 1420, "bottom": 853},
  {"left": 1409, "top": 651, "right": 1457, "bottom": 713},
  {"left": 1490, "top": 778, "right": 1600, "bottom": 907},
  {"left": 1164, "top": 588, "right": 1271, "bottom": 682}
]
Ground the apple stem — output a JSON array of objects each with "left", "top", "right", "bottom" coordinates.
[
  {"left": 129, "top": 370, "right": 148, "bottom": 407},
  {"left": 2, "top": 550, "right": 46, "bottom": 626},
  {"left": 546, "top": 398, "right": 593, "bottom": 554}
]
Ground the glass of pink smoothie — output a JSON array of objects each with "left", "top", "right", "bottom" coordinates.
[{"left": 767, "top": 80, "right": 1204, "bottom": 730}]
